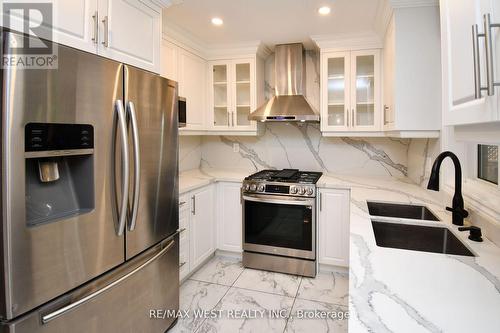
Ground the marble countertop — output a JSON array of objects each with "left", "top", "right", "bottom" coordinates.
[
  {"left": 323, "top": 173, "right": 500, "bottom": 333},
  {"left": 180, "top": 169, "right": 500, "bottom": 332},
  {"left": 179, "top": 168, "right": 249, "bottom": 194}
]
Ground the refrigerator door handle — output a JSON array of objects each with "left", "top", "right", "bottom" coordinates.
[
  {"left": 126, "top": 101, "right": 141, "bottom": 232},
  {"left": 115, "top": 100, "right": 129, "bottom": 236},
  {"left": 41, "top": 238, "right": 176, "bottom": 324}
]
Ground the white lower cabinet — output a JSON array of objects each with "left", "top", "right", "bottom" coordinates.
[
  {"left": 216, "top": 182, "right": 243, "bottom": 252},
  {"left": 178, "top": 194, "right": 190, "bottom": 281},
  {"left": 179, "top": 183, "right": 350, "bottom": 281},
  {"left": 318, "top": 188, "right": 350, "bottom": 267},
  {"left": 189, "top": 185, "right": 215, "bottom": 270},
  {"left": 178, "top": 185, "right": 215, "bottom": 281}
]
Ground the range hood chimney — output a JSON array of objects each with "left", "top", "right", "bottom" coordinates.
[{"left": 248, "top": 43, "right": 319, "bottom": 122}]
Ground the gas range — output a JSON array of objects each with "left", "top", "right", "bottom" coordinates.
[
  {"left": 242, "top": 169, "right": 323, "bottom": 198},
  {"left": 241, "top": 169, "right": 322, "bottom": 277}
]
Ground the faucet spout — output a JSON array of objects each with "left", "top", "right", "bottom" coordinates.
[{"left": 427, "top": 151, "right": 468, "bottom": 226}]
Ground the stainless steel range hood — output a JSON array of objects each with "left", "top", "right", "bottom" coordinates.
[{"left": 249, "top": 43, "right": 319, "bottom": 122}]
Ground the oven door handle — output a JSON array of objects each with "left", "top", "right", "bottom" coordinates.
[{"left": 242, "top": 194, "right": 314, "bottom": 206}]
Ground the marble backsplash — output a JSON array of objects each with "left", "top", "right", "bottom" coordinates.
[
  {"left": 180, "top": 123, "right": 437, "bottom": 180},
  {"left": 201, "top": 123, "right": 411, "bottom": 177}
]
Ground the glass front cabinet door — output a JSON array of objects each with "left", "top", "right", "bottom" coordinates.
[
  {"left": 321, "top": 49, "right": 380, "bottom": 133},
  {"left": 209, "top": 59, "right": 257, "bottom": 131},
  {"left": 211, "top": 62, "right": 230, "bottom": 127}
]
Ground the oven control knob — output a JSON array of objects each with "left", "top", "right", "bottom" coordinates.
[
  {"left": 306, "top": 187, "right": 314, "bottom": 195},
  {"left": 257, "top": 185, "right": 265, "bottom": 192},
  {"left": 244, "top": 184, "right": 250, "bottom": 191},
  {"left": 250, "top": 184, "right": 257, "bottom": 191},
  {"left": 298, "top": 187, "right": 305, "bottom": 195},
  {"left": 290, "top": 186, "right": 298, "bottom": 194}
]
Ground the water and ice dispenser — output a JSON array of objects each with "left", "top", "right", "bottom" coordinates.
[{"left": 25, "top": 123, "right": 95, "bottom": 226}]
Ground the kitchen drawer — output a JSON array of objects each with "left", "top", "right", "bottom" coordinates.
[
  {"left": 179, "top": 238, "right": 190, "bottom": 281},
  {"left": 179, "top": 194, "right": 189, "bottom": 213}
]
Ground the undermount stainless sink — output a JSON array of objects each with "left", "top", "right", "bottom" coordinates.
[
  {"left": 367, "top": 201, "right": 440, "bottom": 221},
  {"left": 371, "top": 220, "right": 475, "bottom": 257}
]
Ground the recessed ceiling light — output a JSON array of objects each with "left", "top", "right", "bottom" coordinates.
[
  {"left": 211, "top": 17, "right": 223, "bottom": 26},
  {"left": 318, "top": 6, "right": 331, "bottom": 15}
]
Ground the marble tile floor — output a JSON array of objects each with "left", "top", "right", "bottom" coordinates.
[{"left": 169, "top": 256, "right": 349, "bottom": 333}]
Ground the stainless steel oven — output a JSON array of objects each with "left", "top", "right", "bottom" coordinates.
[
  {"left": 242, "top": 193, "right": 315, "bottom": 260},
  {"left": 241, "top": 169, "right": 322, "bottom": 277}
]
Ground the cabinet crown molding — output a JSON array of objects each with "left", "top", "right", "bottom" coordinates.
[
  {"left": 311, "top": 32, "right": 382, "bottom": 51},
  {"left": 390, "top": 0, "right": 439, "bottom": 8},
  {"left": 163, "top": 22, "right": 270, "bottom": 60},
  {"left": 150, "top": 0, "right": 180, "bottom": 9}
]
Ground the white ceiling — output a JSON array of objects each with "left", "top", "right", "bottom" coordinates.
[{"left": 162, "top": 0, "right": 382, "bottom": 49}]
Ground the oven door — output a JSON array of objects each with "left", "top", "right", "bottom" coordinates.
[{"left": 242, "top": 193, "right": 315, "bottom": 260}]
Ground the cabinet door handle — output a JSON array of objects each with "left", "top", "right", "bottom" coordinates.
[
  {"left": 319, "top": 192, "right": 322, "bottom": 212},
  {"left": 351, "top": 109, "right": 355, "bottom": 127},
  {"left": 91, "top": 11, "right": 98, "bottom": 44},
  {"left": 101, "top": 16, "right": 109, "bottom": 47},
  {"left": 472, "top": 24, "right": 484, "bottom": 98},
  {"left": 191, "top": 195, "right": 196, "bottom": 215},
  {"left": 346, "top": 108, "right": 349, "bottom": 127},
  {"left": 483, "top": 14, "right": 500, "bottom": 96}
]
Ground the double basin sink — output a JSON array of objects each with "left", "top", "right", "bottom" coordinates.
[{"left": 367, "top": 202, "right": 474, "bottom": 257}]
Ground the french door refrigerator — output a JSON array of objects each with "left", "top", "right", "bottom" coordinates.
[{"left": 0, "top": 30, "right": 179, "bottom": 332}]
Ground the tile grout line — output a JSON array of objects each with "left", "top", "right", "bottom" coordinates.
[
  {"left": 282, "top": 276, "right": 302, "bottom": 333},
  {"left": 193, "top": 266, "right": 246, "bottom": 333}
]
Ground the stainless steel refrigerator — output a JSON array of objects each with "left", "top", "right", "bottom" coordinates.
[{"left": 0, "top": 30, "right": 179, "bottom": 332}]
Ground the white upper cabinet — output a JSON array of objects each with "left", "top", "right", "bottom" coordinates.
[
  {"left": 321, "top": 49, "right": 381, "bottom": 134},
  {"left": 160, "top": 41, "right": 207, "bottom": 130},
  {"left": 160, "top": 39, "right": 178, "bottom": 81},
  {"left": 10, "top": 0, "right": 163, "bottom": 72},
  {"left": 98, "top": 0, "right": 161, "bottom": 72},
  {"left": 4, "top": 0, "right": 99, "bottom": 54},
  {"left": 321, "top": 52, "right": 350, "bottom": 131},
  {"left": 382, "top": 6, "right": 441, "bottom": 137},
  {"left": 441, "top": 0, "right": 500, "bottom": 125},
  {"left": 208, "top": 58, "right": 261, "bottom": 133},
  {"left": 178, "top": 49, "right": 207, "bottom": 130},
  {"left": 51, "top": 0, "right": 99, "bottom": 54}
]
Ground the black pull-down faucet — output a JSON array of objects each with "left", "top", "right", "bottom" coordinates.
[{"left": 427, "top": 151, "right": 469, "bottom": 226}]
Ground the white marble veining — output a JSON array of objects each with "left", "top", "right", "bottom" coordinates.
[
  {"left": 170, "top": 280, "right": 229, "bottom": 333},
  {"left": 233, "top": 268, "right": 302, "bottom": 297},
  {"left": 297, "top": 272, "right": 349, "bottom": 307},
  {"left": 179, "top": 169, "right": 500, "bottom": 331},
  {"left": 174, "top": 256, "right": 350, "bottom": 333},
  {"left": 285, "top": 299, "right": 348, "bottom": 333},
  {"left": 190, "top": 256, "right": 245, "bottom": 286},
  {"left": 179, "top": 136, "right": 202, "bottom": 172},
  {"left": 335, "top": 174, "right": 500, "bottom": 333},
  {"left": 197, "top": 287, "right": 294, "bottom": 333},
  {"left": 200, "top": 124, "right": 410, "bottom": 178}
]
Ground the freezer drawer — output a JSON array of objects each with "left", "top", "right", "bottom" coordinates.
[{"left": 1, "top": 236, "right": 179, "bottom": 333}]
